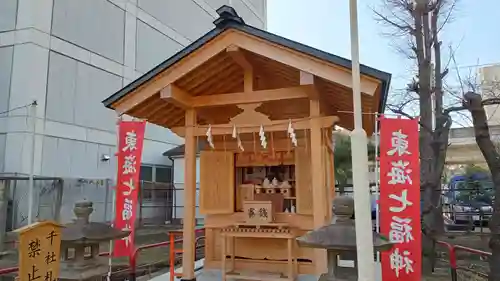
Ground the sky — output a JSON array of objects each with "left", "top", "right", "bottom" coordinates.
[{"left": 267, "top": 0, "right": 500, "bottom": 121}]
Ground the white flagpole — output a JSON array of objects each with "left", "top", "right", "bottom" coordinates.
[
  {"left": 107, "top": 114, "right": 121, "bottom": 281},
  {"left": 348, "top": 0, "right": 377, "bottom": 280}
]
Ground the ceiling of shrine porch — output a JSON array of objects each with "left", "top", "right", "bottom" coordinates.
[{"left": 125, "top": 48, "right": 379, "bottom": 133}]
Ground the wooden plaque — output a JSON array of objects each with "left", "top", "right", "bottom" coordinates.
[
  {"left": 243, "top": 200, "right": 274, "bottom": 224},
  {"left": 15, "top": 221, "right": 63, "bottom": 281}
]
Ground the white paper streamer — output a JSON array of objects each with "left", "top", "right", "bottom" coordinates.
[
  {"left": 259, "top": 125, "right": 267, "bottom": 149},
  {"left": 232, "top": 125, "right": 244, "bottom": 151},
  {"left": 287, "top": 120, "right": 297, "bottom": 147},
  {"left": 206, "top": 125, "right": 214, "bottom": 149}
]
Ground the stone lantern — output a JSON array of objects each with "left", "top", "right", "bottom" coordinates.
[
  {"left": 296, "top": 196, "right": 393, "bottom": 281},
  {"left": 59, "top": 201, "right": 129, "bottom": 280}
]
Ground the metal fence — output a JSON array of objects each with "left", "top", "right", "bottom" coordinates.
[
  {"left": 0, "top": 175, "right": 181, "bottom": 231},
  {"left": 0, "top": 175, "right": 114, "bottom": 230},
  {"left": 138, "top": 181, "right": 175, "bottom": 226}
]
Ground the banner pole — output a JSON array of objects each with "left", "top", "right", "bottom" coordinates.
[{"left": 107, "top": 114, "right": 121, "bottom": 281}]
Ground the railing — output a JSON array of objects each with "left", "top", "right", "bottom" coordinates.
[
  {"left": 436, "top": 240, "right": 458, "bottom": 281},
  {"left": 0, "top": 228, "right": 206, "bottom": 281},
  {"left": 435, "top": 240, "right": 492, "bottom": 281},
  {"left": 454, "top": 244, "right": 490, "bottom": 281},
  {"left": 0, "top": 231, "right": 492, "bottom": 281}
]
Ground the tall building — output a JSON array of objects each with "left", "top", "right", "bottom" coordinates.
[
  {"left": 0, "top": 0, "right": 266, "bottom": 225},
  {"left": 0, "top": 0, "right": 266, "bottom": 179},
  {"left": 480, "top": 65, "right": 500, "bottom": 125}
]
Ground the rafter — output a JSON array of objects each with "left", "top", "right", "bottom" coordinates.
[
  {"left": 226, "top": 45, "right": 252, "bottom": 71},
  {"left": 227, "top": 45, "right": 254, "bottom": 92},
  {"left": 111, "top": 30, "right": 381, "bottom": 114},
  {"left": 231, "top": 31, "right": 380, "bottom": 95}
]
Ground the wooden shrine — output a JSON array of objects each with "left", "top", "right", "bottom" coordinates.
[{"left": 102, "top": 5, "right": 391, "bottom": 281}]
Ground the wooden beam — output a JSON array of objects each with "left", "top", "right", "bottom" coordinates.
[
  {"left": 112, "top": 31, "right": 235, "bottom": 113},
  {"left": 181, "top": 108, "right": 197, "bottom": 280},
  {"left": 227, "top": 45, "right": 254, "bottom": 92},
  {"left": 309, "top": 100, "right": 327, "bottom": 274},
  {"left": 160, "top": 84, "right": 193, "bottom": 108},
  {"left": 244, "top": 70, "right": 253, "bottom": 92},
  {"left": 226, "top": 45, "right": 252, "bottom": 71},
  {"left": 300, "top": 71, "right": 314, "bottom": 85},
  {"left": 111, "top": 30, "right": 381, "bottom": 114},
  {"left": 171, "top": 116, "right": 338, "bottom": 137},
  {"left": 230, "top": 31, "right": 380, "bottom": 96},
  {"left": 191, "top": 85, "right": 311, "bottom": 108},
  {"left": 300, "top": 71, "right": 319, "bottom": 100}
]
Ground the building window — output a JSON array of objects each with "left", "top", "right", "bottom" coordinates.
[
  {"left": 140, "top": 166, "right": 153, "bottom": 181},
  {"left": 140, "top": 165, "right": 173, "bottom": 201}
]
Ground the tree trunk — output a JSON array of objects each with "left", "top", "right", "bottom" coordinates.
[{"left": 464, "top": 92, "right": 500, "bottom": 281}]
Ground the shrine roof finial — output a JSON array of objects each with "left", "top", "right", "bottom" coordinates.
[{"left": 214, "top": 5, "right": 245, "bottom": 28}]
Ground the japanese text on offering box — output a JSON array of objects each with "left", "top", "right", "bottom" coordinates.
[
  {"left": 379, "top": 117, "right": 421, "bottom": 281},
  {"left": 17, "top": 221, "right": 62, "bottom": 281},
  {"left": 113, "top": 121, "right": 146, "bottom": 257}
]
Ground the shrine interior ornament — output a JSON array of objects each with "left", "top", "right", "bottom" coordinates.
[
  {"left": 259, "top": 125, "right": 267, "bottom": 149},
  {"left": 287, "top": 119, "right": 297, "bottom": 147},
  {"left": 206, "top": 125, "right": 214, "bottom": 149}
]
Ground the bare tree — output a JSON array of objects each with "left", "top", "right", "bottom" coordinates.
[
  {"left": 373, "top": 0, "right": 459, "bottom": 259},
  {"left": 375, "top": 0, "right": 500, "bottom": 278},
  {"left": 452, "top": 74, "right": 500, "bottom": 280}
]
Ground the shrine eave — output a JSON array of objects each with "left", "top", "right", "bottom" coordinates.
[{"left": 102, "top": 6, "right": 391, "bottom": 113}]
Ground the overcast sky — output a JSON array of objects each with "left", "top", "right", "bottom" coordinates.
[{"left": 267, "top": 0, "right": 500, "bottom": 124}]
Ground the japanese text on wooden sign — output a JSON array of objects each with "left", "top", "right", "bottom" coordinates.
[
  {"left": 114, "top": 120, "right": 146, "bottom": 257},
  {"left": 379, "top": 117, "right": 421, "bottom": 281},
  {"left": 17, "top": 221, "right": 62, "bottom": 281}
]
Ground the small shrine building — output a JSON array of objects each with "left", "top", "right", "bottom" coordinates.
[{"left": 102, "top": 5, "right": 391, "bottom": 281}]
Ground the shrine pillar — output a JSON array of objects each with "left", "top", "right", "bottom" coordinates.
[
  {"left": 309, "top": 99, "right": 328, "bottom": 274},
  {"left": 181, "top": 109, "right": 197, "bottom": 280}
]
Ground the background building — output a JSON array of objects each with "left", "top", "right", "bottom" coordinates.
[
  {"left": 0, "top": 0, "right": 266, "bottom": 227},
  {"left": 480, "top": 65, "right": 500, "bottom": 126}
]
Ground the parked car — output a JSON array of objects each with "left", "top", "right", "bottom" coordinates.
[{"left": 443, "top": 173, "right": 493, "bottom": 225}]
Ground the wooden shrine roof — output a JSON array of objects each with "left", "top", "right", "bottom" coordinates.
[{"left": 102, "top": 5, "right": 392, "bottom": 134}]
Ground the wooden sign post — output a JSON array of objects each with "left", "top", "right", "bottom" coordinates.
[{"left": 16, "top": 221, "right": 63, "bottom": 281}]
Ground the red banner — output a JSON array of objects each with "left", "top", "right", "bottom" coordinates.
[
  {"left": 113, "top": 120, "right": 146, "bottom": 257},
  {"left": 380, "top": 117, "right": 421, "bottom": 281}
]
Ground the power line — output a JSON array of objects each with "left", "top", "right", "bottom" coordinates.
[{"left": 0, "top": 101, "right": 37, "bottom": 116}]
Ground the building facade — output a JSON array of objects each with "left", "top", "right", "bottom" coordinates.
[
  {"left": 480, "top": 65, "right": 500, "bottom": 126},
  {"left": 0, "top": 0, "right": 266, "bottom": 225}
]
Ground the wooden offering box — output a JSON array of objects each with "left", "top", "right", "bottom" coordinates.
[{"left": 244, "top": 200, "right": 274, "bottom": 224}]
